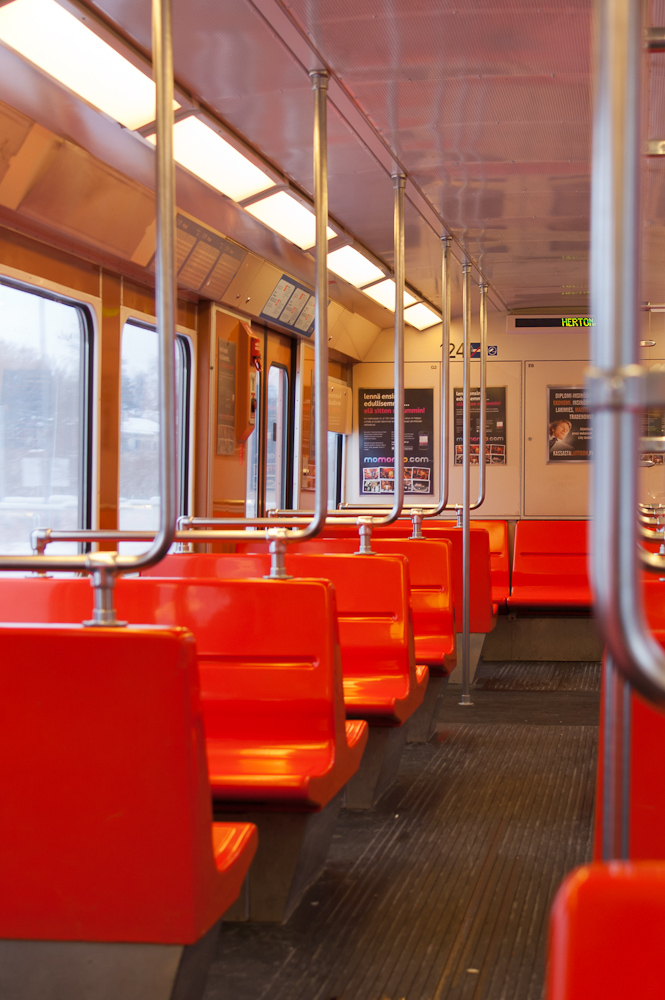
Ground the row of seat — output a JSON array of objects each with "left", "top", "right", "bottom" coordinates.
[
  {"left": 0, "top": 516, "right": 593, "bottom": 998},
  {"left": 307, "top": 517, "right": 593, "bottom": 612}
]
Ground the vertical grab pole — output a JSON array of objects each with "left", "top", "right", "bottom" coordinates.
[
  {"left": 471, "top": 282, "right": 488, "bottom": 509},
  {"left": 440, "top": 236, "right": 451, "bottom": 511},
  {"left": 460, "top": 260, "right": 473, "bottom": 706},
  {"left": 393, "top": 173, "right": 406, "bottom": 521},
  {"left": 308, "top": 70, "right": 329, "bottom": 537},
  {"left": 151, "top": 0, "right": 177, "bottom": 567}
]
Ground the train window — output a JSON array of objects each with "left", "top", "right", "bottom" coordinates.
[
  {"left": 245, "top": 371, "right": 261, "bottom": 518},
  {"left": 118, "top": 320, "right": 191, "bottom": 550},
  {"left": 0, "top": 280, "right": 92, "bottom": 555},
  {"left": 265, "top": 364, "right": 288, "bottom": 511}
]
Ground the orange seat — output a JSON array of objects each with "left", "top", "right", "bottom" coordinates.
[
  {"left": 546, "top": 862, "right": 665, "bottom": 1000},
  {"left": 237, "top": 536, "right": 457, "bottom": 675},
  {"left": 0, "top": 623, "right": 257, "bottom": 943},
  {"left": 507, "top": 520, "right": 593, "bottom": 608},
  {"left": 143, "top": 551, "right": 428, "bottom": 726},
  {"left": 0, "top": 576, "right": 367, "bottom": 811},
  {"left": 320, "top": 521, "right": 497, "bottom": 631}
]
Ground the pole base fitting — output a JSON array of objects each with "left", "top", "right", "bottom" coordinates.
[{"left": 458, "top": 695, "right": 474, "bottom": 706}]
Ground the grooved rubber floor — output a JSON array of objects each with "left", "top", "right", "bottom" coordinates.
[
  {"left": 207, "top": 675, "right": 598, "bottom": 1000},
  {"left": 474, "top": 660, "right": 601, "bottom": 692}
]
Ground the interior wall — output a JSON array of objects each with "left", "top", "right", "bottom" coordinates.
[{"left": 353, "top": 307, "right": 664, "bottom": 519}]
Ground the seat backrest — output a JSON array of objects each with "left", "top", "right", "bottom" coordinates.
[
  {"left": 547, "top": 862, "right": 665, "bottom": 1000},
  {"left": 0, "top": 575, "right": 345, "bottom": 748},
  {"left": 0, "top": 623, "right": 227, "bottom": 944},
  {"left": 511, "top": 519, "right": 590, "bottom": 588}
]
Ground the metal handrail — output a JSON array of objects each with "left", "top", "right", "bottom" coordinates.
[
  {"left": 0, "top": 0, "right": 177, "bottom": 626},
  {"left": 587, "top": 0, "right": 665, "bottom": 703},
  {"left": 468, "top": 282, "right": 488, "bottom": 512}
]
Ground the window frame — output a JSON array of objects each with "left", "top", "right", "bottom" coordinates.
[
  {"left": 0, "top": 272, "right": 97, "bottom": 545},
  {"left": 119, "top": 307, "right": 196, "bottom": 524}
]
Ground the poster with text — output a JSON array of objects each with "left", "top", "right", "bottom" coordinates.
[
  {"left": 216, "top": 338, "right": 236, "bottom": 456},
  {"left": 454, "top": 386, "right": 507, "bottom": 465},
  {"left": 547, "top": 386, "right": 591, "bottom": 462},
  {"left": 359, "top": 388, "right": 434, "bottom": 495}
]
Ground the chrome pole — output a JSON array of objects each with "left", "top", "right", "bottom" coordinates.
[
  {"left": 460, "top": 260, "right": 473, "bottom": 706},
  {"left": 0, "top": 0, "right": 177, "bottom": 622},
  {"left": 587, "top": 0, "right": 665, "bottom": 702},
  {"left": 470, "top": 281, "right": 488, "bottom": 510},
  {"left": 390, "top": 173, "right": 406, "bottom": 524}
]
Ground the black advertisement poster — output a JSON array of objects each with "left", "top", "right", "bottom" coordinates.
[
  {"left": 454, "top": 386, "right": 507, "bottom": 465},
  {"left": 359, "top": 388, "right": 434, "bottom": 496},
  {"left": 547, "top": 386, "right": 591, "bottom": 462},
  {"left": 216, "top": 338, "right": 237, "bottom": 456}
]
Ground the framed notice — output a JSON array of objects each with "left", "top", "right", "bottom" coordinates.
[
  {"left": 454, "top": 386, "right": 507, "bottom": 465},
  {"left": 547, "top": 385, "right": 591, "bottom": 462},
  {"left": 216, "top": 338, "right": 237, "bottom": 455},
  {"left": 358, "top": 388, "right": 434, "bottom": 496}
]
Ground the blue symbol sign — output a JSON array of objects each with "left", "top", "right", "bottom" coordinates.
[
  {"left": 487, "top": 345, "right": 498, "bottom": 357},
  {"left": 470, "top": 343, "right": 481, "bottom": 358}
]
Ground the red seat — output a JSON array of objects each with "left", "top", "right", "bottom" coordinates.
[
  {"left": 507, "top": 520, "right": 593, "bottom": 608},
  {"left": 0, "top": 576, "right": 367, "bottom": 810},
  {"left": 143, "top": 552, "right": 428, "bottom": 726},
  {"left": 319, "top": 521, "right": 497, "bottom": 632},
  {"left": 237, "top": 536, "right": 457, "bottom": 675},
  {"left": 546, "top": 862, "right": 665, "bottom": 1000},
  {"left": 0, "top": 624, "right": 257, "bottom": 943},
  {"left": 591, "top": 585, "right": 665, "bottom": 860}
]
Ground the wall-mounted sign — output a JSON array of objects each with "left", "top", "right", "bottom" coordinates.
[
  {"left": 454, "top": 386, "right": 507, "bottom": 465},
  {"left": 358, "top": 388, "right": 434, "bottom": 496},
  {"left": 547, "top": 386, "right": 591, "bottom": 462},
  {"left": 260, "top": 274, "right": 315, "bottom": 337},
  {"left": 216, "top": 338, "right": 237, "bottom": 455}
]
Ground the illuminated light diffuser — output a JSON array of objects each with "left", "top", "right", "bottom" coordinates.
[
  {"left": 0, "top": 0, "right": 177, "bottom": 129},
  {"left": 327, "top": 246, "right": 384, "bottom": 288},
  {"left": 149, "top": 118, "right": 274, "bottom": 202},
  {"left": 404, "top": 303, "right": 441, "bottom": 330},
  {"left": 362, "top": 278, "right": 416, "bottom": 311},
  {"left": 245, "top": 191, "right": 335, "bottom": 250}
]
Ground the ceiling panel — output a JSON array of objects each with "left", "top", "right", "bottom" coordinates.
[{"left": 85, "top": 0, "right": 665, "bottom": 315}]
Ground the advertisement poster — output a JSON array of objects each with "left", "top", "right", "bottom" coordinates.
[
  {"left": 641, "top": 410, "right": 665, "bottom": 465},
  {"left": 547, "top": 386, "right": 591, "bottom": 462},
  {"left": 454, "top": 386, "right": 507, "bottom": 465},
  {"left": 359, "top": 388, "right": 434, "bottom": 495}
]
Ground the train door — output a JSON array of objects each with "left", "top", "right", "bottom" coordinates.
[{"left": 246, "top": 329, "right": 294, "bottom": 517}]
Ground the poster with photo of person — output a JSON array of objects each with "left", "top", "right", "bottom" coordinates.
[{"left": 547, "top": 386, "right": 591, "bottom": 462}]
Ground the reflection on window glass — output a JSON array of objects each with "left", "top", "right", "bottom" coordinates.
[
  {"left": 265, "top": 365, "right": 288, "bottom": 511},
  {"left": 118, "top": 321, "right": 189, "bottom": 552},
  {"left": 0, "top": 282, "right": 88, "bottom": 555},
  {"left": 245, "top": 372, "right": 260, "bottom": 518}
]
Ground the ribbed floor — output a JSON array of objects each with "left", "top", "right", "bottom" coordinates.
[
  {"left": 474, "top": 660, "right": 601, "bottom": 692},
  {"left": 207, "top": 676, "right": 598, "bottom": 1000}
]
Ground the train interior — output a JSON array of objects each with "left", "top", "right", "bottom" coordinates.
[{"left": 1, "top": 1, "right": 665, "bottom": 999}]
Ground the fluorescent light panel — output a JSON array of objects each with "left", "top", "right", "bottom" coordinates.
[
  {"left": 0, "top": 0, "right": 175, "bottom": 129},
  {"left": 404, "top": 303, "right": 441, "bottom": 330},
  {"left": 363, "top": 278, "right": 416, "bottom": 311},
  {"left": 328, "top": 246, "right": 384, "bottom": 288},
  {"left": 148, "top": 118, "right": 274, "bottom": 202},
  {"left": 245, "top": 191, "right": 335, "bottom": 250}
]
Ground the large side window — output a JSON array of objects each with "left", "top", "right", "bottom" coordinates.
[
  {"left": 0, "top": 280, "right": 92, "bottom": 555},
  {"left": 119, "top": 320, "right": 191, "bottom": 549}
]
